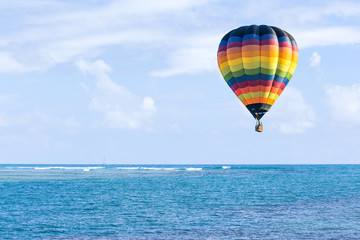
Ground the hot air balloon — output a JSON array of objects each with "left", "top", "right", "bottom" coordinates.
[{"left": 217, "top": 25, "right": 298, "bottom": 132}]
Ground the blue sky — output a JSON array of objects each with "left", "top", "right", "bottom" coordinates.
[{"left": 1, "top": 0, "right": 360, "bottom": 164}]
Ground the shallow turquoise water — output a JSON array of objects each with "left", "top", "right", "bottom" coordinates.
[{"left": 1, "top": 165, "right": 360, "bottom": 239}]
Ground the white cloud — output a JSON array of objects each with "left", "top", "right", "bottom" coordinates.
[
  {"left": 325, "top": 84, "right": 360, "bottom": 125},
  {"left": 309, "top": 52, "right": 321, "bottom": 68},
  {"left": 0, "top": 112, "right": 31, "bottom": 127},
  {"left": 151, "top": 43, "right": 218, "bottom": 77},
  {"left": 0, "top": 109, "right": 80, "bottom": 151},
  {"left": 0, "top": 110, "right": 80, "bottom": 135},
  {"left": 269, "top": 87, "right": 316, "bottom": 134},
  {"left": 282, "top": 1, "right": 360, "bottom": 24},
  {"left": 0, "top": 94, "right": 20, "bottom": 104},
  {"left": 232, "top": 0, "right": 360, "bottom": 27},
  {"left": 76, "top": 59, "right": 157, "bottom": 129},
  {"left": 0, "top": 93, "right": 80, "bottom": 135},
  {"left": 0, "top": 0, "right": 212, "bottom": 73},
  {"left": 150, "top": 31, "right": 223, "bottom": 77},
  {"left": 142, "top": 97, "right": 156, "bottom": 111},
  {"left": 1, "top": 0, "right": 360, "bottom": 76},
  {"left": 76, "top": 58, "right": 111, "bottom": 77},
  {"left": 212, "top": 1, "right": 360, "bottom": 49},
  {"left": 0, "top": 52, "right": 27, "bottom": 73},
  {"left": 0, "top": 0, "right": 63, "bottom": 9},
  {"left": 150, "top": 0, "right": 360, "bottom": 77},
  {"left": 33, "top": 111, "right": 80, "bottom": 130},
  {"left": 295, "top": 26, "right": 360, "bottom": 48}
]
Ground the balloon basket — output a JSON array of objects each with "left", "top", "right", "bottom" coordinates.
[{"left": 255, "top": 123, "right": 263, "bottom": 132}]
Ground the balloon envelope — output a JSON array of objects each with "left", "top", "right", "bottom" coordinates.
[{"left": 217, "top": 25, "right": 298, "bottom": 120}]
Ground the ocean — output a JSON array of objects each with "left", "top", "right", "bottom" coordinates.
[{"left": 0, "top": 165, "right": 360, "bottom": 239}]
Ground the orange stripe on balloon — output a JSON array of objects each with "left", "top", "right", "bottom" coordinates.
[
  {"left": 241, "top": 45, "right": 260, "bottom": 52},
  {"left": 266, "top": 98, "right": 275, "bottom": 105},
  {"left": 226, "top": 53, "right": 242, "bottom": 60},
  {"left": 261, "top": 45, "right": 279, "bottom": 51},
  {"left": 226, "top": 47, "right": 241, "bottom": 54},
  {"left": 261, "top": 85, "right": 271, "bottom": 93},
  {"left": 249, "top": 86, "right": 260, "bottom": 93},
  {"left": 217, "top": 57, "right": 228, "bottom": 65},
  {"left": 217, "top": 51, "right": 227, "bottom": 58}
]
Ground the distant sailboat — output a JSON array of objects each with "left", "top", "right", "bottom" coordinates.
[{"left": 103, "top": 155, "right": 109, "bottom": 166}]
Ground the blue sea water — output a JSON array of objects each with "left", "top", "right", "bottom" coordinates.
[{"left": 1, "top": 165, "right": 360, "bottom": 239}]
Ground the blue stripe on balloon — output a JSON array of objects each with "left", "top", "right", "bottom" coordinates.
[
  {"left": 260, "top": 34, "right": 277, "bottom": 40},
  {"left": 226, "top": 73, "right": 279, "bottom": 85},
  {"left": 228, "top": 36, "right": 242, "bottom": 42},
  {"left": 219, "top": 40, "right": 228, "bottom": 46},
  {"left": 242, "top": 34, "right": 260, "bottom": 41},
  {"left": 278, "top": 36, "right": 290, "bottom": 42},
  {"left": 283, "top": 78, "right": 289, "bottom": 85}
]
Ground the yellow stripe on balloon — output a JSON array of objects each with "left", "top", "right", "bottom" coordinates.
[
  {"left": 219, "top": 62, "right": 230, "bottom": 72},
  {"left": 243, "top": 61, "right": 261, "bottom": 69},
  {"left": 220, "top": 66, "right": 231, "bottom": 77},
  {"left": 276, "top": 63, "right": 291, "bottom": 72},
  {"left": 260, "top": 56, "right": 278, "bottom": 63},
  {"left": 228, "top": 58, "right": 243, "bottom": 66},
  {"left": 229, "top": 64, "right": 244, "bottom": 72},
  {"left": 242, "top": 56, "right": 261, "bottom": 64},
  {"left": 261, "top": 62, "right": 277, "bottom": 69}
]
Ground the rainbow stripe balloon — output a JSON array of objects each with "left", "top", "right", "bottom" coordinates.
[{"left": 217, "top": 25, "right": 298, "bottom": 121}]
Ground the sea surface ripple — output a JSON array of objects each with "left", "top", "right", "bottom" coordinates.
[{"left": 0, "top": 165, "right": 360, "bottom": 239}]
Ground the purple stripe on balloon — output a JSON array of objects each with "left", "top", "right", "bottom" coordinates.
[
  {"left": 272, "top": 81, "right": 286, "bottom": 90},
  {"left": 238, "top": 39, "right": 279, "bottom": 47},
  {"left": 279, "top": 41, "right": 291, "bottom": 48},
  {"left": 218, "top": 46, "right": 227, "bottom": 52},
  {"left": 258, "top": 80, "right": 272, "bottom": 86},
  {"left": 227, "top": 42, "right": 242, "bottom": 48},
  {"left": 260, "top": 39, "right": 278, "bottom": 45},
  {"left": 231, "top": 84, "right": 238, "bottom": 92},
  {"left": 248, "top": 80, "right": 260, "bottom": 87},
  {"left": 231, "top": 80, "right": 274, "bottom": 89},
  {"left": 241, "top": 39, "right": 260, "bottom": 46}
]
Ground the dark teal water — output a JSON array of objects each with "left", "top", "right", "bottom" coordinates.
[{"left": 1, "top": 165, "right": 360, "bottom": 239}]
